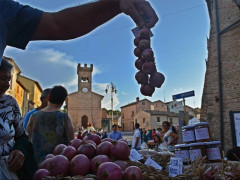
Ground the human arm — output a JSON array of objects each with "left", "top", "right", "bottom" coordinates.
[
  {"left": 31, "top": 0, "right": 158, "bottom": 41},
  {"left": 168, "top": 132, "right": 179, "bottom": 145},
  {"left": 117, "top": 131, "right": 123, "bottom": 140},
  {"left": 7, "top": 97, "right": 26, "bottom": 171},
  {"left": 134, "top": 137, "right": 139, "bottom": 149},
  {"left": 26, "top": 115, "right": 35, "bottom": 140},
  {"left": 67, "top": 116, "right": 74, "bottom": 141}
]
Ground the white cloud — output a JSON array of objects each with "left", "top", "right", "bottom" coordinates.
[
  {"left": 4, "top": 47, "right": 101, "bottom": 93},
  {"left": 92, "top": 83, "right": 120, "bottom": 110},
  {"left": 122, "top": 92, "right": 127, "bottom": 95}
]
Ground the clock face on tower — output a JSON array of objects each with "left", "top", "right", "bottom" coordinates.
[{"left": 82, "top": 87, "right": 88, "bottom": 93}]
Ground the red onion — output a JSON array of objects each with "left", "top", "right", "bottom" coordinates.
[
  {"left": 124, "top": 166, "right": 143, "bottom": 180},
  {"left": 96, "top": 141, "right": 113, "bottom": 156},
  {"left": 135, "top": 58, "right": 145, "bottom": 71},
  {"left": 113, "top": 160, "right": 128, "bottom": 171},
  {"left": 83, "top": 134, "right": 101, "bottom": 145},
  {"left": 53, "top": 144, "right": 67, "bottom": 155},
  {"left": 49, "top": 155, "right": 70, "bottom": 177},
  {"left": 134, "top": 37, "right": 140, "bottom": 46},
  {"left": 45, "top": 154, "right": 54, "bottom": 160},
  {"left": 138, "top": 27, "right": 150, "bottom": 39},
  {"left": 61, "top": 146, "right": 76, "bottom": 161},
  {"left": 70, "top": 154, "right": 90, "bottom": 176},
  {"left": 38, "top": 158, "right": 53, "bottom": 170},
  {"left": 70, "top": 139, "right": 82, "bottom": 150},
  {"left": 138, "top": 39, "right": 150, "bottom": 50},
  {"left": 34, "top": 169, "right": 51, "bottom": 180},
  {"left": 77, "top": 143, "right": 96, "bottom": 159},
  {"left": 135, "top": 71, "right": 148, "bottom": 84},
  {"left": 97, "top": 162, "right": 122, "bottom": 180},
  {"left": 149, "top": 72, "right": 165, "bottom": 88},
  {"left": 90, "top": 155, "right": 111, "bottom": 174},
  {"left": 134, "top": 47, "right": 142, "bottom": 57},
  {"left": 142, "top": 62, "right": 156, "bottom": 75},
  {"left": 118, "top": 139, "right": 128, "bottom": 145},
  {"left": 101, "top": 138, "right": 114, "bottom": 144},
  {"left": 140, "top": 84, "right": 155, "bottom": 97},
  {"left": 111, "top": 141, "right": 130, "bottom": 160},
  {"left": 85, "top": 140, "right": 97, "bottom": 148},
  {"left": 142, "top": 48, "right": 154, "bottom": 61},
  {"left": 83, "top": 178, "right": 95, "bottom": 180}
]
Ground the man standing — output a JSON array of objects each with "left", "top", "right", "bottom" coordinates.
[
  {"left": 132, "top": 123, "right": 141, "bottom": 150},
  {"left": 109, "top": 124, "right": 122, "bottom": 141},
  {"left": 23, "top": 88, "right": 51, "bottom": 130}
]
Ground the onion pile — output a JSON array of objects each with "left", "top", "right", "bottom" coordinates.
[
  {"left": 34, "top": 138, "right": 133, "bottom": 179},
  {"left": 133, "top": 27, "right": 165, "bottom": 96}
]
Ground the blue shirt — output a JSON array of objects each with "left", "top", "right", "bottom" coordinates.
[
  {"left": 0, "top": 0, "right": 43, "bottom": 64},
  {"left": 108, "top": 131, "right": 122, "bottom": 141},
  {"left": 23, "top": 108, "right": 38, "bottom": 130}
]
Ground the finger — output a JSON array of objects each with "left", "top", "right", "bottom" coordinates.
[
  {"left": 9, "top": 158, "right": 23, "bottom": 172},
  {"left": 122, "top": 4, "right": 145, "bottom": 27},
  {"left": 7, "top": 151, "right": 15, "bottom": 164},
  {"left": 138, "top": 1, "right": 159, "bottom": 28}
]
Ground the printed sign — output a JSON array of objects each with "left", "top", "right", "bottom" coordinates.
[
  {"left": 172, "top": 90, "right": 195, "bottom": 100},
  {"left": 129, "top": 149, "right": 143, "bottom": 161},
  {"left": 233, "top": 113, "right": 240, "bottom": 147},
  {"left": 169, "top": 157, "right": 183, "bottom": 177},
  {"left": 144, "top": 156, "right": 162, "bottom": 170}
]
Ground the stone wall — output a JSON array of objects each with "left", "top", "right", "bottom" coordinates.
[{"left": 201, "top": 0, "right": 240, "bottom": 150}]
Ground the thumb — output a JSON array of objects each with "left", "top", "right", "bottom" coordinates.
[{"left": 7, "top": 151, "right": 15, "bottom": 163}]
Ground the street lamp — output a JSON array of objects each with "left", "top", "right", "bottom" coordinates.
[{"left": 105, "top": 82, "right": 117, "bottom": 125}]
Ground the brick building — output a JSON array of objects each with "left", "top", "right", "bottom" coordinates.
[
  {"left": 67, "top": 64, "right": 103, "bottom": 131},
  {"left": 121, "top": 97, "right": 168, "bottom": 131},
  {"left": 134, "top": 110, "right": 179, "bottom": 130},
  {"left": 201, "top": 0, "right": 240, "bottom": 150}
]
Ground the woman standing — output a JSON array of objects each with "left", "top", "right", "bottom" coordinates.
[
  {"left": 153, "top": 135, "right": 162, "bottom": 152},
  {"left": 161, "top": 121, "right": 179, "bottom": 152},
  {"left": 0, "top": 59, "right": 36, "bottom": 179},
  {"left": 27, "top": 85, "right": 74, "bottom": 165}
]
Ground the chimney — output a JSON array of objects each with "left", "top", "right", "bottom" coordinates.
[{"left": 136, "top": 97, "right": 140, "bottom": 102}]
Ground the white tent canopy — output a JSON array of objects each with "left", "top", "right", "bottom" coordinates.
[{"left": 188, "top": 117, "right": 200, "bottom": 125}]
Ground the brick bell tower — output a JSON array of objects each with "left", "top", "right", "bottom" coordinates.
[{"left": 77, "top": 63, "right": 93, "bottom": 93}]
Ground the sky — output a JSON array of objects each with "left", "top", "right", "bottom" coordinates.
[{"left": 5, "top": 0, "right": 210, "bottom": 111}]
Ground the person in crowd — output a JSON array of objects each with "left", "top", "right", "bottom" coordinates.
[
  {"left": 0, "top": 58, "right": 37, "bottom": 179},
  {"left": 108, "top": 124, "right": 122, "bottom": 141},
  {"left": 147, "top": 129, "right": 152, "bottom": 140},
  {"left": 161, "top": 121, "right": 179, "bottom": 152},
  {"left": 22, "top": 88, "right": 51, "bottom": 130},
  {"left": 132, "top": 123, "right": 141, "bottom": 150},
  {"left": 170, "top": 121, "right": 177, "bottom": 134},
  {"left": 152, "top": 129, "right": 157, "bottom": 139},
  {"left": 140, "top": 128, "right": 143, "bottom": 141},
  {"left": 102, "top": 131, "right": 108, "bottom": 139},
  {"left": 153, "top": 134, "right": 162, "bottom": 152},
  {"left": 156, "top": 127, "right": 163, "bottom": 136},
  {"left": 0, "top": 0, "right": 158, "bottom": 65},
  {"left": 77, "top": 131, "right": 83, "bottom": 140},
  {"left": 142, "top": 130, "right": 148, "bottom": 143},
  {"left": 27, "top": 85, "right": 74, "bottom": 164}
]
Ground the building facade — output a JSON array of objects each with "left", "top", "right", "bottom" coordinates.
[
  {"left": 4, "top": 57, "right": 42, "bottom": 116},
  {"left": 134, "top": 110, "right": 179, "bottom": 130},
  {"left": 121, "top": 98, "right": 168, "bottom": 131},
  {"left": 201, "top": 0, "right": 240, "bottom": 150},
  {"left": 17, "top": 75, "right": 42, "bottom": 110},
  {"left": 67, "top": 63, "right": 103, "bottom": 131}
]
